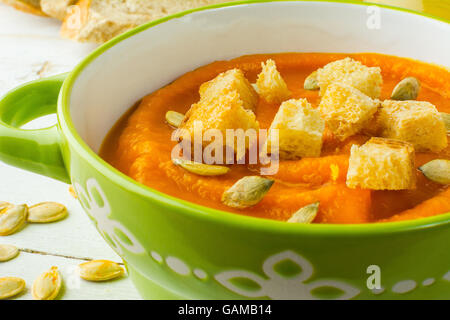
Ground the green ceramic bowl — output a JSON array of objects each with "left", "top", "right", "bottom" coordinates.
[{"left": 1, "top": 1, "right": 449, "bottom": 300}]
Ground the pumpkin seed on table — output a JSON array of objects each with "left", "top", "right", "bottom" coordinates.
[
  {"left": 222, "top": 176, "right": 274, "bottom": 209},
  {"left": 0, "top": 204, "right": 28, "bottom": 236},
  {"left": 304, "top": 71, "right": 319, "bottom": 90},
  {"left": 0, "top": 244, "right": 19, "bottom": 262},
  {"left": 32, "top": 266, "right": 62, "bottom": 300},
  {"left": 440, "top": 112, "right": 450, "bottom": 133},
  {"left": 165, "top": 111, "right": 185, "bottom": 128},
  {"left": 173, "top": 158, "right": 230, "bottom": 176},
  {"left": 0, "top": 277, "right": 25, "bottom": 300},
  {"left": 28, "top": 202, "right": 68, "bottom": 223},
  {"left": 419, "top": 159, "right": 450, "bottom": 185},
  {"left": 0, "top": 202, "right": 11, "bottom": 211},
  {"left": 288, "top": 202, "right": 320, "bottom": 224},
  {"left": 391, "top": 77, "right": 420, "bottom": 101},
  {"left": 78, "top": 260, "right": 124, "bottom": 282}
]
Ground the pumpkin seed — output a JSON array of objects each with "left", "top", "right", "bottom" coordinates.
[
  {"left": 32, "top": 266, "right": 61, "bottom": 300},
  {"left": 0, "top": 277, "right": 25, "bottom": 299},
  {"left": 28, "top": 202, "right": 68, "bottom": 223},
  {"left": 0, "top": 204, "right": 28, "bottom": 236},
  {"left": 78, "top": 260, "right": 124, "bottom": 282},
  {"left": 288, "top": 202, "right": 319, "bottom": 224},
  {"left": 419, "top": 159, "right": 450, "bottom": 185},
  {"left": 222, "top": 176, "right": 274, "bottom": 209},
  {"left": 391, "top": 77, "right": 420, "bottom": 100},
  {"left": 440, "top": 112, "right": 450, "bottom": 133},
  {"left": 0, "top": 244, "right": 19, "bottom": 262},
  {"left": 304, "top": 71, "right": 319, "bottom": 90},
  {"left": 173, "top": 158, "right": 230, "bottom": 176},
  {"left": 165, "top": 111, "right": 185, "bottom": 128},
  {"left": 0, "top": 202, "right": 11, "bottom": 211}
]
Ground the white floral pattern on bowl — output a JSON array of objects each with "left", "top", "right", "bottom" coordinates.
[{"left": 74, "top": 178, "right": 145, "bottom": 255}]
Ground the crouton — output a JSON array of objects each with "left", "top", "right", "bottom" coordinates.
[
  {"left": 317, "top": 57, "right": 383, "bottom": 98},
  {"left": 264, "top": 99, "right": 324, "bottom": 159},
  {"left": 41, "top": 0, "right": 76, "bottom": 20},
  {"left": 180, "top": 90, "right": 259, "bottom": 150},
  {"left": 379, "top": 100, "right": 448, "bottom": 152},
  {"left": 319, "top": 83, "right": 379, "bottom": 141},
  {"left": 256, "top": 59, "right": 291, "bottom": 104},
  {"left": 346, "top": 137, "right": 416, "bottom": 190},
  {"left": 199, "top": 69, "right": 258, "bottom": 112}
]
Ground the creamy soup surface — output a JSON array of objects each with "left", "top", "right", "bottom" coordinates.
[{"left": 100, "top": 53, "right": 450, "bottom": 224}]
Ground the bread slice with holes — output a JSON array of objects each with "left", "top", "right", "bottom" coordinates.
[
  {"left": 61, "top": 0, "right": 231, "bottom": 43},
  {"left": 317, "top": 57, "right": 383, "bottom": 99},
  {"left": 319, "top": 83, "right": 379, "bottom": 141},
  {"left": 264, "top": 98, "right": 324, "bottom": 159},
  {"left": 0, "top": 0, "right": 46, "bottom": 16},
  {"left": 40, "top": 0, "right": 76, "bottom": 20},
  {"left": 346, "top": 137, "right": 416, "bottom": 190}
]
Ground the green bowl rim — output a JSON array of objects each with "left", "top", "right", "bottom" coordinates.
[{"left": 58, "top": 0, "right": 450, "bottom": 236}]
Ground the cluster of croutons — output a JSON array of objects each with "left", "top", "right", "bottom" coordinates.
[{"left": 179, "top": 57, "right": 448, "bottom": 191}]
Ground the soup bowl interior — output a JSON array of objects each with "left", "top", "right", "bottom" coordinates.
[{"left": 61, "top": 1, "right": 450, "bottom": 300}]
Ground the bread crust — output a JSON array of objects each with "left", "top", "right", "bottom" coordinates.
[
  {"left": 0, "top": 0, "right": 46, "bottom": 16},
  {"left": 41, "top": 0, "right": 77, "bottom": 20},
  {"left": 61, "top": 0, "right": 230, "bottom": 43}
]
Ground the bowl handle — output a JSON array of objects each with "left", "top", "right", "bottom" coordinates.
[{"left": 0, "top": 74, "right": 70, "bottom": 183}]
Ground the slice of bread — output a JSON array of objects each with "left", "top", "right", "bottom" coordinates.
[
  {"left": 40, "top": 0, "right": 76, "bottom": 20},
  {"left": 0, "top": 0, "right": 46, "bottom": 16},
  {"left": 61, "top": 0, "right": 232, "bottom": 43}
]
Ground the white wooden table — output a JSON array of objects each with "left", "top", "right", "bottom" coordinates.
[{"left": 0, "top": 4, "right": 141, "bottom": 300}]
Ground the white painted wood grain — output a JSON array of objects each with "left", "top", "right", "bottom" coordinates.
[
  {"left": 0, "top": 3, "right": 141, "bottom": 299},
  {"left": 0, "top": 251, "right": 140, "bottom": 300}
]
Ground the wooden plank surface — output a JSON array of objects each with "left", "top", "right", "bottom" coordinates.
[{"left": 0, "top": 4, "right": 141, "bottom": 300}]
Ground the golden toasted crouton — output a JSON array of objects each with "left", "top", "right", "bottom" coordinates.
[
  {"left": 180, "top": 90, "right": 259, "bottom": 145},
  {"left": 265, "top": 99, "right": 324, "bottom": 159},
  {"left": 319, "top": 83, "right": 379, "bottom": 141},
  {"left": 256, "top": 59, "right": 291, "bottom": 104},
  {"left": 379, "top": 100, "right": 448, "bottom": 152},
  {"left": 317, "top": 57, "right": 383, "bottom": 98},
  {"left": 346, "top": 137, "right": 416, "bottom": 190},
  {"left": 199, "top": 69, "right": 258, "bottom": 112}
]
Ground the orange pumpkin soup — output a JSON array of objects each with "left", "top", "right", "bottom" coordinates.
[{"left": 100, "top": 53, "right": 450, "bottom": 224}]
